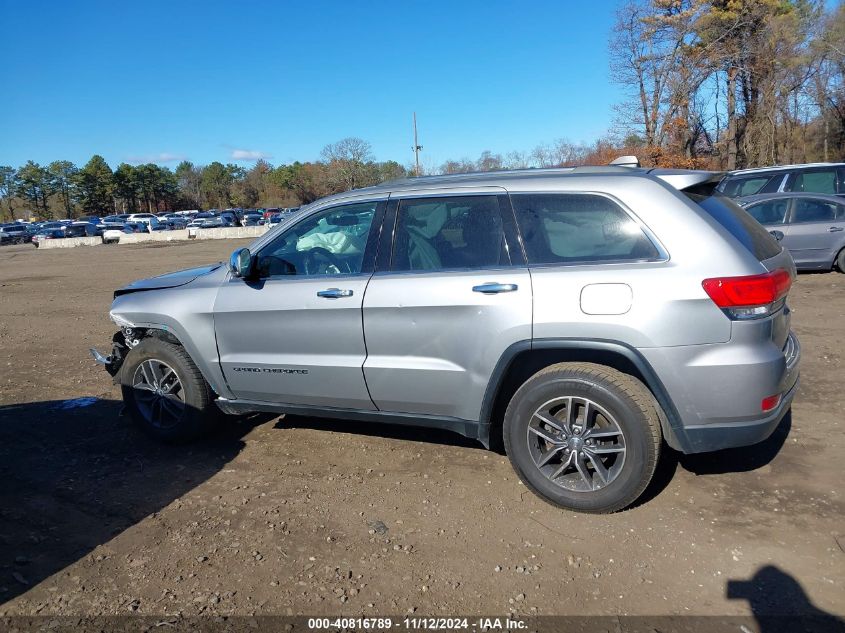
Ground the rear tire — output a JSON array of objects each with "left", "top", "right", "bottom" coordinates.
[
  {"left": 120, "top": 337, "right": 219, "bottom": 443},
  {"left": 835, "top": 248, "right": 845, "bottom": 273},
  {"left": 503, "top": 362, "right": 661, "bottom": 513}
]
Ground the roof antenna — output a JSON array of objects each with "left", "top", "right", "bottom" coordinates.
[{"left": 609, "top": 155, "right": 640, "bottom": 168}]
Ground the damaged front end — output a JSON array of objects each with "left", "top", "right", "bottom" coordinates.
[{"left": 90, "top": 326, "right": 143, "bottom": 379}]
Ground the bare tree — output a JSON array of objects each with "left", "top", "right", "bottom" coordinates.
[{"left": 320, "top": 137, "right": 376, "bottom": 190}]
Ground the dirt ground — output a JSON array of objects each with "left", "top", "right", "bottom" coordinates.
[{"left": 0, "top": 239, "right": 842, "bottom": 621}]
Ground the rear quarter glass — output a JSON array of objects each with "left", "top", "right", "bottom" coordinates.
[{"left": 684, "top": 187, "right": 781, "bottom": 261}]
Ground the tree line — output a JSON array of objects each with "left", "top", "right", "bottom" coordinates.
[{"left": 0, "top": 138, "right": 408, "bottom": 221}]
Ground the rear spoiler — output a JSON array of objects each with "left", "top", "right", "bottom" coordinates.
[{"left": 649, "top": 169, "right": 725, "bottom": 191}]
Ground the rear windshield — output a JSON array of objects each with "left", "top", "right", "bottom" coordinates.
[{"left": 685, "top": 186, "right": 781, "bottom": 261}]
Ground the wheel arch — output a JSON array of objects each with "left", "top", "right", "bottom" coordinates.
[
  {"left": 117, "top": 324, "right": 232, "bottom": 399},
  {"left": 479, "top": 339, "right": 685, "bottom": 452},
  {"left": 834, "top": 244, "right": 845, "bottom": 272}
]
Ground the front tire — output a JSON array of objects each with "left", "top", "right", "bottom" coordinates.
[
  {"left": 503, "top": 362, "right": 661, "bottom": 513},
  {"left": 835, "top": 248, "right": 845, "bottom": 273},
  {"left": 120, "top": 337, "right": 218, "bottom": 442}
]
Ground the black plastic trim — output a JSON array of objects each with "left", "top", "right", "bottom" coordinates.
[
  {"left": 375, "top": 198, "right": 399, "bottom": 273},
  {"left": 215, "top": 398, "right": 481, "bottom": 443}
]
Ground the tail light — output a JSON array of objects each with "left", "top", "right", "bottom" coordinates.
[{"left": 702, "top": 269, "right": 791, "bottom": 320}]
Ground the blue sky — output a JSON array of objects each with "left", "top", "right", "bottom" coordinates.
[{"left": 1, "top": 0, "right": 621, "bottom": 170}]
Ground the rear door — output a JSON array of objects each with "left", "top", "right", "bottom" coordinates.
[
  {"left": 362, "top": 190, "right": 531, "bottom": 422},
  {"left": 782, "top": 197, "right": 841, "bottom": 268},
  {"left": 214, "top": 199, "right": 385, "bottom": 408}
]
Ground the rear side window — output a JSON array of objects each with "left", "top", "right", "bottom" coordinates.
[
  {"left": 390, "top": 196, "right": 510, "bottom": 271},
  {"left": 720, "top": 174, "right": 782, "bottom": 198},
  {"left": 685, "top": 187, "right": 781, "bottom": 261},
  {"left": 510, "top": 193, "right": 660, "bottom": 265},
  {"left": 787, "top": 169, "right": 838, "bottom": 195},
  {"left": 745, "top": 199, "right": 788, "bottom": 225},
  {"left": 791, "top": 198, "right": 838, "bottom": 223}
]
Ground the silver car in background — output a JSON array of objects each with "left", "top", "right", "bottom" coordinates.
[
  {"left": 719, "top": 162, "right": 845, "bottom": 199},
  {"left": 92, "top": 165, "right": 800, "bottom": 513},
  {"left": 737, "top": 192, "right": 845, "bottom": 272}
]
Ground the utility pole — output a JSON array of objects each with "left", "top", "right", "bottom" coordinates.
[{"left": 413, "top": 112, "right": 422, "bottom": 177}]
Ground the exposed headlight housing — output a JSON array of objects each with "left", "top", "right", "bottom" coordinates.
[{"left": 109, "top": 311, "right": 135, "bottom": 328}]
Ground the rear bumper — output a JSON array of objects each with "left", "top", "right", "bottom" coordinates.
[
  {"left": 678, "top": 373, "right": 798, "bottom": 453},
  {"left": 640, "top": 330, "right": 800, "bottom": 454}
]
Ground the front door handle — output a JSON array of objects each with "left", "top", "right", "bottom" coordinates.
[
  {"left": 472, "top": 282, "right": 518, "bottom": 294},
  {"left": 828, "top": 226, "right": 844, "bottom": 232},
  {"left": 317, "top": 288, "right": 354, "bottom": 299}
]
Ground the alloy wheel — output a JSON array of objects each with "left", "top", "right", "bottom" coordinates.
[
  {"left": 132, "top": 358, "right": 186, "bottom": 429},
  {"left": 526, "top": 396, "right": 626, "bottom": 492}
]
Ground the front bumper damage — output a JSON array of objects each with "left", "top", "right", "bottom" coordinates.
[{"left": 89, "top": 330, "right": 132, "bottom": 379}]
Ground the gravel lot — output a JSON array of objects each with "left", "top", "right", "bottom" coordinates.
[{"left": 0, "top": 240, "right": 842, "bottom": 620}]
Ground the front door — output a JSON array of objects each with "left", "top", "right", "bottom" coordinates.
[
  {"left": 214, "top": 199, "right": 385, "bottom": 408},
  {"left": 362, "top": 192, "right": 531, "bottom": 423}
]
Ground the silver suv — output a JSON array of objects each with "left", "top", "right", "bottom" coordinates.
[{"left": 92, "top": 166, "right": 800, "bottom": 513}]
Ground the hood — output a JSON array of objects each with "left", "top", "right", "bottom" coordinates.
[{"left": 114, "top": 263, "right": 222, "bottom": 297}]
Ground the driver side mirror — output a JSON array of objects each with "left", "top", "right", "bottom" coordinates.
[{"left": 229, "top": 247, "right": 254, "bottom": 278}]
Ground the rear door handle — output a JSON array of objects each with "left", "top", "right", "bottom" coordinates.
[
  {"left": 472, "top": 282, "right": 518, "bottom": 294},
  {"left": 317, "top": 288, "right": 354, "bottom": 298},
  {"left": 828, "top": 227, "right": 844, "bottom": 232}
]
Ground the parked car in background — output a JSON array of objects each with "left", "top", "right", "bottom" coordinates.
[
  {"left": 155, "top": 214, "right": 189, "bottom": 230},
  {"left": 0, "top": 223, "right": 32, "bottom": 245},
  {"left": 102, "top": 224, "right": 132, "bottom": 244},
  {"left": 265, "top": 208, "right": 299, "bottom": 228},
  {"left": 219, "top": 211, "right": 237, "bottom": 227},
  {"left": 719, "top": 163, "right": 845, "bottom": 199},
  {"left": 737, "top": 192, "right": 845, "bottom": 271},
  {"left": 31, "top": 228, "right": 65, "bottom": 246},
  {"left": 126, "top": 214, "right": 161, "bottom": 230},
  {"left": 64, "top": 222, "right": 98, "bottom": 238},
  {"left": 188, "top": 213, "right": 225, "bottom": 229},
  {"left": 187, "top": 212, "right": 214, "bottom": 227},
  {"left": 241, "top": 211, "right": 265, "bottom": 226},
  {"left": 100, "top": 221, "right": 127, "bottom": 242}
]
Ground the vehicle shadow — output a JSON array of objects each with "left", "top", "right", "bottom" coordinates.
[
  {"left": 727, "top": 565, "right": 844, "bottom": 631},
  {"left": 277, "top": 414, "right": 484, "bottom": 450},
  {"left": 0, "top": 399, "right": 253, "bottom": 605},
  {"left": 678, "top": 409, "right": 791, "bottom": 475}
]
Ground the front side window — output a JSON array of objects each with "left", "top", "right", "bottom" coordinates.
[
  {"left": 511, "top": 193, "right": 660, "bottom": 265},
  {"left": 745, "top": 199, "right": 788, "bottom": 225},
  {"left": 390, "top": 196, "right": 509, "bottom": 271},
  {"left": 256, "top": 201, "right": 377, "bottom": 277},
  {"left": 788, "top": 170, "right": 838, "bottom": 195},
  {"left": 791, "top": 198, "right": 838, "bottom": 223}
]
